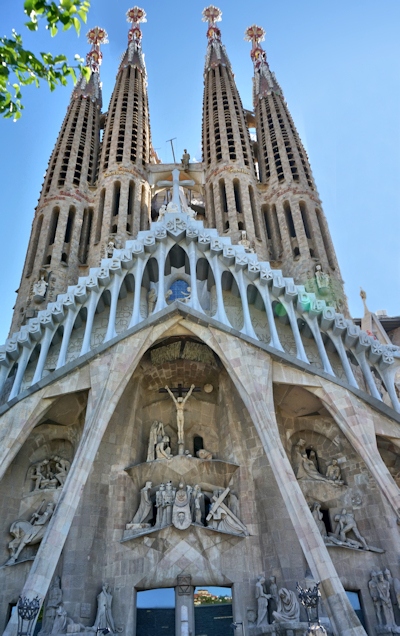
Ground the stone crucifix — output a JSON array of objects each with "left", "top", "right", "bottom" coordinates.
[
  {"left": 160, "top": 383, "right": 200, "bottom": 454},
  {"left": 157, "top": 168, "right": 195, "bottom": 214}
]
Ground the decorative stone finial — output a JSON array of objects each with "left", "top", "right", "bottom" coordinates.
[
  {"left": 126, "top": 6, "right": 147, "bottom": 47},
  {"left": 202, "top": 6, "right": 222, "bottom": 42},
  {"left": 245, "top": 25, "right": 267, "bottom": 68},
  {"left": 86, "top": 27, "right": 108, "bottom": 73}
]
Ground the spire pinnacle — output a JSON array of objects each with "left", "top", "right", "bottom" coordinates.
[
  {"left": 245, "top": 24, "right": 280, "bottom": 99},
  {"left": 72, "top": 26, "right": 107, "bottom": 102},
  {"left": 126, "top": 7, "right": 147, "bottom": 47},
  {"left": 202, "top": 5, "right": 222, "bottom": 43},
  {"left": 86, "top": 26, "right": 108, "bottom": 73}
]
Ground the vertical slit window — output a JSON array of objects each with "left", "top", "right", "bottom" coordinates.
[
  {"left": 249, "top": 186, "right": 261, "bottom": 239},
  {"left": 78, "top": 207, "right": 93, "bottom": 264},
  {"left": 127, "top": 181, "right": 135, "bottom": 233},
  {"left": 140, "top": 185, "right": 148, "bottom": 231},
  {"left": 283, "top": 201, "right": 296, "bottom": 238},
  {"left": 43, "top": 207, "right": 59, "bottom": 266},
  {"left": 26, "top": 215, "right": 43, "bottom": 276},
  {"left": 208, "top": 184, "right": 215, "bottom": 227},
  {"left": 233, "top": 179, "right": 242, "bottom": 214},
  {"left": 112, "top": 181, "right": 121, "bottom": 217},
  {"left": 316, "top": 208, "right": 335, "bottom": 269},
  {"left": 95, "top": 188, "right": 105, "bottom": 244},
  {"left": 219, "top": 179, "right": 228, "bottom": 214}
]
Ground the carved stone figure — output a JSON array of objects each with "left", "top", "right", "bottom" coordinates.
[
  {"left": 293, "top": 440, "right": 340, "bottom": 485},
  {"left": 166, "top": 201, "right": 179, "bottom": 214},
  {"left": 51, "top": 605, "right": 69, "bottom": 634},
  {"left": 147, "top": 420, "right": 165, "bottom": 462},
  {"left": 165, "top": 383, "right": 196, "bottom": 449},
  {"left": 31, "top": 457, "right": 70, "bottom": 491},
  {"left": 158, "top": 204, "right": 167, "bottom": 221},
  {"left": 6, "top": 501, "right": 55, "bottom": 565},
  {"left": 105, "top": 241, "right": 115, "bottom": 259},
  {"left": 272, "top": 588, "right": 300, "bottom": 623},
  {"left": 155, "top": 484, "right": 165, "bottom": 528},
  {"left": 129, "top": 481, "right": 153, "bottom": 528},
  {"left": 332, "top": 509, "right": 368, "bottom": 550},
  {"left": 179, "top": 286, "right": 191, "bottom": 303},
  {"left": 376, "top": 571, "right": 396, "bottom": 626},
  {"left": 155, "top": 435, "right": 173, "bottom": 460},
  {"left": 369, "top": 571, "right": 381, "bottom": 624},
  {"left": 172, "top": 482, "right": 192, "bottom": 530},
  {"left": 315, "top": 265, "right": 330, "bottom": 292},
  {"left": 206, "top": 487, "right": 248, "bottom": 536},
  {"left": 181, "top": 149, "right": 190, "bottom": 170},
  {"left": 93, "top": 585, "right": 117, "bottom": 634},
  {"left": 311, "top": 502, "right": 328, "bottom": 540},
  {"left": 162, "top": 481, "right": 175, "bottom": 527},
  {"left": 147, "top": 288, "right": 157, "bottom": 315},
  {"left": 255, "top": 576, "right": 271, "bottom": 626},
  {"left": 326, "top": 459, "right": 344, "bottom": 484},
  {"left": 39, "top": 576, "right": 62, "bottom": 635},
  {"left": 192, "top": 485, "right": 204, "bottom": 525},
  {"left": 33, "top": 276, "right": 48, "bottom": 300},
  {"left": 165, "top": 289, "right": 173, "bottom": 303},
  {"left": 196, "top": 448, "right": 212, "bottom": 460},
  {"left": 53, "top": 457, "right": 70, "bottom": 487},
  {"left": 32, "top": 460, "right": 49, "bottom": 490}
]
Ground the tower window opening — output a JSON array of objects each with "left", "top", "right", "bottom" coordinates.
[
  {"left": 64, "top": 207, "right": 75, "bottom": 244},
  {"left": 140, "top": 185, "right": 148, "bottom": 231},
  {"left": 95, "top": 188, "right": 106, "bottom": 244},
  {"left": 127, "top": 180, "right": 135, "bottom": 234},
  {"left": 112, "top": 181, "right": 121, "bottom": 219},
  {"left": 78, "top": 207, "right": 93, "bottom": 264},
  {"left": 299, "top": 201, "right": 312, "bottom": 239},
  {"left": 208, "top": 184, "right": 216, "bottom": 228},
  {"left": 48, "top": 207, "right": 60, "bottom": 246},
  {"left": 26, "top": 214, "right": 43, "bottom": 277},
  {"left": 249, "top": 185, "right": 261, "bottom": 239},
  {"left": 283, "top": 201, "right": 296, "bottom": 238},
  {"left": 219, "top": 179, "right": 228, "bottom": 215},
  {"left": 233, "top": 179, "right": 242, "bottom": 214},
  {"left": 315, "top": 208, "right": 335, "bottom": 269}
]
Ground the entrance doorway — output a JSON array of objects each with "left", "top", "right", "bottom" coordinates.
[
  {"left": 136, "top": 588, "right": 175, "bottom": 636},
  {"left": 194, "top": 586, "right": 233, "bottom": 635}
]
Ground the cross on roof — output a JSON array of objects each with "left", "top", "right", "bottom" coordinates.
[{"left": 157, "top": 169, "right": 195, "bottom": 213}]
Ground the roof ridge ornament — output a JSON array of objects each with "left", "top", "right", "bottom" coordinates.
[
  {"left": 126, "top": 6, "right": 147, "bottom": 48},
  {"left": 245, "top": 23, "right": 279, "bottom": 99},
  {"left": 202, "top": 6, "right": 222, "bottom": 43}
]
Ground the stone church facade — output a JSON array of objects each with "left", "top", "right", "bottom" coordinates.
[{"left": 1, "top": 6, "right": 400, "bottom": 636}]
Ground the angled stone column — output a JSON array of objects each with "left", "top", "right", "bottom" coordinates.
[
  {"left": 181, "top": 322, "right": 367, "bottom": 636},
  {"left": 2, "top": 322, "right": 164, "bottom": 636}
]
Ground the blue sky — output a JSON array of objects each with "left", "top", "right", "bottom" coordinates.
[
  {"left": 1, "top": 0, "right": 400, "bottom": 341},
  {"left": 137, "top": 586, "right": 231, "bottom": 608}
]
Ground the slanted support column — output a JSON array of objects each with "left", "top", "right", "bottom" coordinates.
[
  {"left": 194, "top": 329, "right": 367, "bottom": 636},
  {"left": 3, "top": 326, "right": 156, "bottom": 636}
]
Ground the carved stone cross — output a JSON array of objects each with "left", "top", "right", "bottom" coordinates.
[{"left": 157, "top": 168, "right": 195, "bottom": 213}]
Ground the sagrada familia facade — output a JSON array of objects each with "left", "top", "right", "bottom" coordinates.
[{"left": 0, "top": 6, "right": 400, "bottom": 636}]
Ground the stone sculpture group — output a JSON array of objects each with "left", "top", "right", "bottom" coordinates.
[
  {"left": 369, "top": 568, "right": 400, "bottom": 631},
  {"left": 31, "top": 456, "right": 71, "bottom": 491},
  {"left": 254, "top": 575, "right": 300, "bottom": 627},
  {"left": 126, "top": 481, "right": 247, "bottom": 537}
]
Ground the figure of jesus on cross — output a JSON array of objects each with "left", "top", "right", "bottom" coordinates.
[{"left": 162, "top": 383, "right": 198, "bottom": 454}]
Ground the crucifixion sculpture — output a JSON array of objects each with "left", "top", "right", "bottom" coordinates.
[{"left": 160, "top": 383, "right": 200, "bottom": 453}]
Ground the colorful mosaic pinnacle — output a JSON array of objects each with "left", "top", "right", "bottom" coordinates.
[
  {"left": 126, "top": 6, "right": 147, "bottom": 45},
  {"left": 202, "top": 5, "right": 222, "bottom": 41},
  {"left": 245, "top": 25, "right": 267, "bottom": 65},
  {"left": 85, "top": 26, "right": 108, "bottom": 73}
]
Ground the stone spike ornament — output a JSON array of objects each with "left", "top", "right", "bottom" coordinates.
[
  {"left": 245, "top": 24, "right": 267, "bottom": 66},
  {"left": 86, "top": 26, "right": 108, "bottom": 74}
]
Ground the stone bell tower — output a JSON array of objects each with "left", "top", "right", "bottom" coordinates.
[
  {"left": 202, "top": 6, "right": 268, "bottom": 259},
  {"left": 10, "top": 26, "right": 108, "bottom": 335},
  {"left": 93, "top": 6, "right": 152, "bottom": 265},
  {"left": 245, "top": 25, "right": 347, "bottom": 312}
]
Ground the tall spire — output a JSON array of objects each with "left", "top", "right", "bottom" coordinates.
[
  {"left": 245, "top": 24, "right": 347, "bottom": 312},
  {"left": 94, "top": 6, "right": 152, "bottom": 260},
  {"left": 9, "top": 26, "right": 107, "bottom": 335},
  {"left": 202, "top": 7, "right": 267, "bottom": 257}
]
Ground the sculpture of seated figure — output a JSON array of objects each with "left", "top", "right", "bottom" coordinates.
[
  {"left": 32, "top": 276, "right": 48, "bottom": 300},
  {"left": 196, "top": 448, "right": 212, "bottom": 460},
  {"left": 272, "top": 588, "right": 300, "bottom": 623},
  {"left": 293, "top": 440, "right": 341, "bottom": 486},
  {"left": 156, "top": 435, "right": 173, "bottom": 460},
  {"left": 326, "top": 459, "right": 344, "bottom": 484}
]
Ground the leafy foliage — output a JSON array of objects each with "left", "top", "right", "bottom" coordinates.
[{"left": 0, "top": 0, "right": 91, "bottom": 121}]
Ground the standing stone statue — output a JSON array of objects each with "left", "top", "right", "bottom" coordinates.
[
  {"left": 129, "top": 481, "right": 153, "bottom": 528},
  {"left": 369, "top": 571, "right": 381, "bottom": 624},
  {"left": 376, "top": 571, "right": 396, "bottom": 627},
  {"left": 315, "top": 265, "right": 330, "bottom": 291},
  {"left": 53, "top": 457, "right": 70, "bottom": 487},
  {"left": 192, "top": 485, "right": 204, "bottom": 525},
  {"left": 147, "top": 421, "right": 165, "bottom": 462},
  {"left": 162, "top": 481, "right": 176, "bottom": 527},
  {"left": 181, "top": 149, "right": 190, "bottom": 170},
  {"left": 272, "top": 588, "right": 300, "bottom": 623},
  {"left": 255, "top": 576, "right": 271, "bottom": 626},
  {"left": 165, "top": 384, "right": 196, "bottom": 451},
  {"left": 155, "top": 484, "right": 165, "bottom": 528},
  {"left": 39, "top": 576, "right": 62, "bottom": 635},
  {"left": 93, "top": 585, "right": 117, "bottom": 634},
  {"left": 311, "top": 502, "right": 328, "bottom": 541}
]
